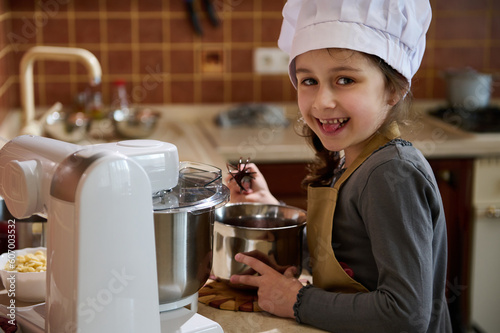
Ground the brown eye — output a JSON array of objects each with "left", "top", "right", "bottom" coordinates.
[
  {"left": 301, "top": 78, "right": 317, "bottom": 86},
  {"left": 338, "top": 77, "right": 354, "bottom": 85}
]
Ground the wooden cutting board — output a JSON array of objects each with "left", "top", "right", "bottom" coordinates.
[{"left": 198, "top": 279, "right": 262, "bottom": 312}]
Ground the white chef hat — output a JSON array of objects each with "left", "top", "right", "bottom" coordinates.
[{"left": 278, "top": 0, "right": 432, "bottom": 88}]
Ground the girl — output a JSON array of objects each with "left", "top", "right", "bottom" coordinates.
[{"left": 225, "top": 0, "right": 452, "bottom": 332}]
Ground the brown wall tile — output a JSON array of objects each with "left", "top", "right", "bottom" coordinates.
[
  {"left": 198, "top": 20, "right": 224, "bottom": 42},
  {"left": 139, "top": 18, "right": 163, "bottom": 43},
  {"left": 9, "top": 0, "right": 35, "bottom": 11},
  {"left": 170, "top": 49, "right": 194, "bottom": 74},
  {"left": 260, "top": 17, "right": 282, "bottom": 43},
  {"left": 137, "top": 0, "right": 163, "bottom": 12},
  {"left": 432, "top": 76, "right": 449, "bottom": 100},
  {"left": 260, "top": 76, "right": 283, "bottom": 102},
  {"left": 43, "top": 60, "right": 71, "bottom": 76},
  {"left": 133, "top": 81, "right": 164, "bottom": 104},
  {"left": 491, "top": 16, "right": 500, "bottom": 40},
  {"left": 170, "top": 80, "right": 194, "bottom": 103},
  {"left": 231, "top": 79, "right": 254, "bottom": 103},
  {"left": 1, "top": 0, "right": 499, "bottom": 110},
  {"left": 230, "top": 49, "right": 253, "bottom": 73},
  {"left": 227, "top": 1, "right": 254, "bottom": 12},
  {"left": 434, "top": 47, "right": 485, "bottom": 70},
  {"left": 489, "top": 46, "right": 500, "bottom": 71},
  {"left": 231, "top": 18, "right": 253, "bottom": 43},
  {"left": 168, "top": 1, "right": 186, "bottom": 12},
  {"left": 433, "top": 0, "right": 489, "bottom": 11},
  {"left": 169, "top": 17, "right": 194, "bottom": 44},
  {"left": 435, "top": 15, "right": 489, "bottom": 41},
  {"left": 10, "top": 17, "right": 38, "bottom": 46},
  {"left": 74, "top": 0, "right": 100, "bottom": 12},
  {"left": 106, "top": 0, "right": 132, "bottom": 12},
  {"left": 75, "top": 18, "right": 101, "bottom": 44},
  {"left": 201, "top": 79, "right": 224, "bottom": 102},
  {"left": 139, "top": 50, "right": 164, "bottom": 75},
  {"left": 42, "top": 18, "right": 69, "bottom": 44},
  {"left": 108, "top": 50, "right": 133, "bottom": 75},
  {"left": 107, "top": 18, "right": 132, "bottom": 44},
  {"left": 44, "top": 81, "right": 74, "bottom": 106},
  {"left": 410, "top": 76, "right": 430, "bottom": 99},
  {"left": 261, "top": 1, "right": 286, "bottom": 12}
]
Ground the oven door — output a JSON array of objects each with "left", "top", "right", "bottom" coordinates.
[{"left": 470, "top": 158, "right": 500, "bottom": 332}]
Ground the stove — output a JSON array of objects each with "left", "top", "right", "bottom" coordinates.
[{"left": 428, "top": 106, "right": 500, "bottom": 133}]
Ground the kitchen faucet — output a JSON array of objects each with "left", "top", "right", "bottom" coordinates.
[{"left": 19, "top": 46, "right": 102, "bottom": 135}]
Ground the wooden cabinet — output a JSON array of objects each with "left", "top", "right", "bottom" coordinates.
[
  {"left": 428, "top": 158, "right": 474, "bottom": 333},
  {"left": 257, "top": 162, "right": 309, "bottom": 210},
  {"left": 258, "top": 159, "right": 475, "bottom": 332}
]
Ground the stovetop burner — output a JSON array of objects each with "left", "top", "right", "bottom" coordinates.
[{"left": 428, "top": 106, "right": 500, "bottom": 133}]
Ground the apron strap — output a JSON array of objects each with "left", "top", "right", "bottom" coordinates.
[{"left": 334, "top": 122, "right": 400, "bottom": 191}]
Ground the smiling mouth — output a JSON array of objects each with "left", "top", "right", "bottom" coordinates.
[{"left": 318, "top": 117, "right": 350, "bottom": 132}]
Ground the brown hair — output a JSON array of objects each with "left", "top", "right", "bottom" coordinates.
[{"left": 298, "top": 51, "right": 412, "bottom": 188}]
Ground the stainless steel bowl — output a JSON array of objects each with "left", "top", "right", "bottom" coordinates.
[
  {"left": 153, "top": 162, "right": 229, "bottom": 306},
  {"left": 212, "top": 203, "right": 307, "bottom": 284},
  {"left": 154, "top": 207, "right": 215, "bottom": 305},
  {"left": 44, "top": 109, "right": 90, "bottom": 143},
  {"left": 112, "top": 107, "right": 160, "bottom": 139}
]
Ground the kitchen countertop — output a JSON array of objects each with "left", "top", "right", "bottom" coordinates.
[
  {"left": 197, "top": 100, "right": 500, "bottom": 162},
  {"left": 0, "top": 286, "right": 327, "bottom": 333},
  {"left": 1, "top": 100, "right": 500, "bottom": 168},
  {"left": 0, "top": 273, "right": 327, "bottom": 333},
  {"left": 195, "top": 273, "right": 327, "bottom": 333},
  {"left": 197, "top": 302, "right": 326, "bottom": 333}
]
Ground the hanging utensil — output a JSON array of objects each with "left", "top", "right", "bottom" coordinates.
[
  {"left": 185, "top": 0, "right": 203, "bottom": 35},
  {"left": 202, "top": 0, "right": 219, "bottom": 27},
  {"left": 184, "top": 0, "right": 220, "bottom": 35}
]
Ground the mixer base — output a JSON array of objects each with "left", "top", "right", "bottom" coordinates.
[
  {"left": 1, "top": 300, "right": 223, "bottom": 333},
  {"left": 160, "top": 306, "right": 223, "bottom": 333}
]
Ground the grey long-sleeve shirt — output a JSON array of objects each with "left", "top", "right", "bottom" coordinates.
[{"left": 295, "top": 139, "right": 452, "bottom": 333}]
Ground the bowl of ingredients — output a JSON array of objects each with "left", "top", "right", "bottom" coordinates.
[
  {"left": 212, "top": 203, "right": 306, "bottom": 286},
  {"left": 0, "top": 247, "right": 46, "bottom": 302}
]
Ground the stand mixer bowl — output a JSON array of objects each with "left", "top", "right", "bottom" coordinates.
[
  {"left": 152, "top": 161, "right": 229, "bottom": 307},
  {"left": 154, "top": 208, "right": 213, "bottom": 305}
]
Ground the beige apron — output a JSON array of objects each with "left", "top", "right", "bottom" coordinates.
[{"left": 306, "top": 122, "right": 400, "bottom": 293}]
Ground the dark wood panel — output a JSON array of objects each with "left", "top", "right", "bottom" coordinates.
[
  {"left": 429, "top": 158, "right": 474, "bottom": 333},
  {"left": 257, "top": 162, "right": 308, "bottom": 210}
]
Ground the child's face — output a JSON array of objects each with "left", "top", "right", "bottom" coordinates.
[{"left": 295, "top": 49, "right": 396, "bottom": 164}]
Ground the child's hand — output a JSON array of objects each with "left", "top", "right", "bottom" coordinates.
[
  {"left": 224, "top": 162, "right": 280, "bottom": 205},
  {"left": 229, "top": 252, "right": 303, "bottom": 319}
]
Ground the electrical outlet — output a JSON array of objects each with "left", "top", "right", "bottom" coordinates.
[{"left": 253, "top": 47, "right": 289, "bottom": 74}]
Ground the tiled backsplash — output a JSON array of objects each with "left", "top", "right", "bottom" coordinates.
[{"left": 0, "top": 0, "right": 499, "bottom": 121}]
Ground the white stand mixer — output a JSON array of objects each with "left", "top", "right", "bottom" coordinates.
[{"left": 0, "top": 135, "right": 224, "bottom": 332}]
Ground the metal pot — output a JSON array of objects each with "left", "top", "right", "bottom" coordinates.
[
  {"left": 152, "top": 162, "right": 229, "bottom": 307},
  {"left": 212, "top": 203, "right": 307, "bottom": 284},
  {"left": 443, "top": 68, "right": 492, "bottom": 110}
]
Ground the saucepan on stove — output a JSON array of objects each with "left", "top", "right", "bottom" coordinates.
[
  {"left": 212, "top": 203, "right": 307, "bottom": 287},
  {"left": 443, "top": 68, "right": 493, "bottom": 110}
]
